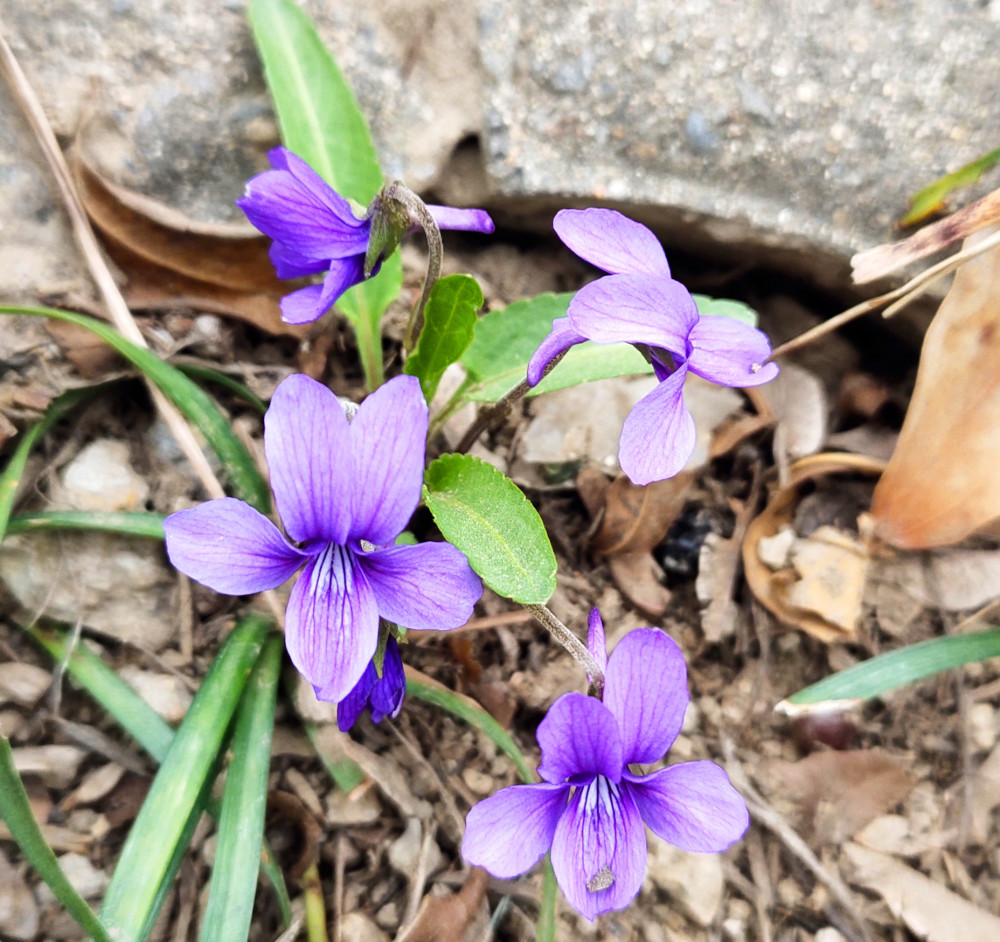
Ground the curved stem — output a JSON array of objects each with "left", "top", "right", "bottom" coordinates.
[
  {"left": 383, "top": 182, "right": 443, "bottom": 354},
  {"left": 525, "top": 603, "right": 604, "bottom": 694},
  {"left": 454, "top": 349, "right": 569, "bottom": 454}
]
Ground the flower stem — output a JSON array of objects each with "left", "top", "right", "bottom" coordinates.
[
  {"left": 454, "top": 350, "right": 569, "bottom": 454},
  {"left": 383, "top": 182, "right": 443, "bottom": 354},
  {"left": 354, "top": 314, "right": 384, "bottom": 392},
  {"left": 525, "top": 603, "right": 604, "bottom": 694}
]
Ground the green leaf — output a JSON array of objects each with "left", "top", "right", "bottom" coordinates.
[
  {"left": 460, "top": 292, "right": 652, "bottom": 402},
  {"left": 305, "top": 724, "right": 365, "bottom": 793},
  {"left": 901, "top": 146, "right": 1000, "bottom": 226},
  {"left": 200, "top": 635, "right": 282, "bottom": 942},
  {"left": 0, "top": 735, "right": 113, "bottom": 942},
  {"left": 7, "top": 510, "right": 165, "bottom": 540},
  {"left": 404, "top": 274, "right": 483, "bottom": 401},
  {"left": 406, "top": 675, "right": 534, "bottom": 784},
  {"left": 424, "top": 454, "right": 556, "bottom": 604},
  {"left": 785, "top": 626, "right": 1000, "bottom": 708},
  {"left": 100, "top": 614, "right": 272, "bottom": 939},
  {"left": 0, "top": 307, "right": 269, "bottom": 511},
  {"left": 536, "top": 857, "right": 558, "bottom": 942},
  {"left": 692, "top": 293, "right": 759, "bottom": 326},
  {"left": 176, "top": 363, "right": 267, "bottom": 414},
  {"left": 247, "top": 0, "right": 401, "bottom": 389}
]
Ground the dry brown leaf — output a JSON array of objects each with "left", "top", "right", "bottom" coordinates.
[
  {"left": 743, "top": 453, "right": 884, "bottom": 642},
  {"left": 762, "top": 750, "right": 914, "bottom": 846},
  {"left": 852, "top": 187, "right": 1000, "bottom": 284},
  {"left": 608, "top": 551, "right": 673, "bottom": 619},
  {"left": 872, "top": 228, "right": 1000, "bottom": 548},
  {"left": 74, "top": 150, "right": 282, "bottom": 292},
  {"left": 590, "top": 471, "right": 694, "bottom": 555},
  {"left": 396, "top": 868, "right": 489, "bottom": 942},
  {"left": 845, "top": 842, "right": 1000, "bottom": 942}
]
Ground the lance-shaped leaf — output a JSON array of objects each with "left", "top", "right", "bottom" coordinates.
[
  {"left": 405, "top": 274, "right": 483, "bottom": 401},
  {"left": 424, "top": 454, "right": 556, "bottom": 603},
  {"left": 248, "top": 0, "right": 402, "bottom": 387}
]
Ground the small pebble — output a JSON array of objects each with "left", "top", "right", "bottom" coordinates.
[
  {"left": 0, "top": 664, "right": 51, "bottom": 708},
  {"left": 35, "top": 854, "right": 107, "bottom": 903},
  {"left": 340, "top": 912, "right": 389, "bottom": 942},
  {"left": 461, "top": 768, "right": 494, "bottom": 796}
]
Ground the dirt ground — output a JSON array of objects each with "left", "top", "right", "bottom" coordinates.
[{"left": 3, "top": 211, "right": 1000, "bottom": 942}]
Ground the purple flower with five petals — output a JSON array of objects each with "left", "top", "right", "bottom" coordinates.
[
  {"left": 237, "top": 147, "right": 495, "bottom": 325},
  {"left": 461, "top": 610, "right": 748, "bottom": 920},
  {"left": 163, "top": 373, "right": 482, "bottom": 703},
  {"left": 336, "top": 635, "right": 406, "bottom": 731},
  {"left": 527, "top": 208, "right": 779, "bottom": 485}
]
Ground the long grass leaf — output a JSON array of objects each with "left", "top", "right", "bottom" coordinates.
[
  {"left": 99, "top": 614, "right": 272, "bottom": 939},
  {"left": 7, "top": 510, "right": 165, "bottom": 539},
  {"left": 0, "top": 306, "right": 269, "bottom": 511},
  {"left": 786, "top": 626, "right": 1000, "bottom": 707},
  {"left": 200, "top": 635, "right": 282, "bottom": 942},
  {"left": 0, "top": 735, "right": 113, "bottom": 942}
]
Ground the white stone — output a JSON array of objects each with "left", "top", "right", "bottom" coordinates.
[{"left": 57, "top": 439, "right": 149, "bottom": 512}]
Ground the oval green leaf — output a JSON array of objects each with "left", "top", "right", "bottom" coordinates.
[
  {"left": 404, "top": 274, "right": 483, "bottom": 401},
  {"left": 424, "top": 454, "right": 556, "bottom": 604}
]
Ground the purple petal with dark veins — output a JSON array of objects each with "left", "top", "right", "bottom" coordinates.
[
  {"left": 264, "top": 374, "right": 353, "bottom": 544},
  {"left": 625, "top": 761, "right": 749, "bottom": 852},
  {"left": 568, "top": 274, "right": 698, "bottom": 354},
  {"left": 537, "top": 693, "right": 622, "bottom": 785},
  {"left": 335, "top": 659, "right": 377, "bottom": 732},
  {"left": 603, "top": 628, "right": 689, "bottom": 765},
  {"left": 587, "top": 608, "right": 608, "bottom": 679},
  {"left": 359, "top": 542, "right": 481, "bottom": 630},
  {"left": 550, "top": 776, "right": 646, "bottom": 920},
  {"left": 348, "top": 375, "right": 428, "bottom": 546},
  {"left": 554, "top": 208, "right": 671, "bottom": 276},
  {"left": 526, "top": 317, "right": 587, "bottom": 386},
  {"left": 269, "top": 241, "right": 329, "bottom": 279},
  {"left": 367, "top": 636, "right": 406, "bottom": 723},
  {"left": 617, "top": 364, "right": 696, "bottom": 485},
  {"left": 687, "top": 315, "right": 780, "bottom": 387},
  {"left": 462, "top": 782, "right": 567, "bottom": 879},
  {"left": 164, "top": 498, "right": 308, "bottom": 595},
  {"left": 288, "top": 544, "right": 380, "bottom": 703}
]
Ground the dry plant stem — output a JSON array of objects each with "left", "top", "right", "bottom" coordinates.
[
  {"left": 0, "top": 27, "right": 224, "bottom": 503},
  {"left": 525, "top": 603, "right": 604, "bottom": 693},
  {"left": 455, "top": 349, "right": 570, "bottom": 454},
  {"left": 389, "top": 183, "right": 443, "bottom": 353},
  {"left": 721, "top": 736, "right": 872, "bottom": 942},
  {"left": 770, "top": 226, "right": 1000, "bottom": 360}
]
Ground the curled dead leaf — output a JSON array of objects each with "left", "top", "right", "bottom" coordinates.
[
  {"left": 871, "top": 228, "right": 1000, "bottom": 548},
  {"left": 743, "top": 453, "right": 884, "bottom": 642}
]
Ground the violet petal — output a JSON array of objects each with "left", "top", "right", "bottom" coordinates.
[
  {"left": 526, "top": 317, "right": 588, "bottom": 386},
  {"left": 617, "top": 363, "right": 696, "bottom": 485},
  {"left": 270, "top": 148, "right": 370, "bottom": 231},
  {"left": 587, "top": 608, "right": 608, "bottom": 678},
  {"left": 554, "top": 208, "right": 671, "bottom": 276},
  {"left": 603, "top": 628, "right": 689, "bottom": 765},
  {"left": 287, "top": 544, "right": 379, "bottom": 703},
  {"left": 335, "top": 659, "right": 377, "bottom": 732},
  {"left": 568, "top": 274, "right": 698, "bottom": 354},
  {"left": 536, "top": 693, "right": 623, "bottom": 785},
  {"left": 462, "top": 782, "right": 567, "bottom": 879},
  {"left": 687, "top": 316, "right": 780, "bottom": 387},
  {"left": 348, "top": 375, "right": 428, "bottom": 546},
  {"left": 269, "top": 241, "right": 328, "bottom": 279},
  {"left": 426, "top": 205, "right": 495, "bottom": 234},
  {"left": 625, "top": 761, "right": 749, "bottom": 852},
  {"left": 279, "top": 285, "right": 329, "bottom": 325},
  {"left": 367, "top": 636, "right": 406, "bottom": 723},
  {"left": 550, "top": 776, "right": 646, "bottom": 920},
  {"left": 264, "top": 374, "right": 354, "bottom": 543},
  {"left": 359, "top": 542, "right": 481, "bottom": 630},
  {"left": 164, "top": 498, "right": 307, "bottom": 595}
]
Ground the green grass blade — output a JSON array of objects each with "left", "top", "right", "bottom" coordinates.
[
  {"left": 176, "top": 363, "right": 267, "bottom": 414},
  {"left": 536, "top": 856, "right": 558, "bottom": 942},
  {"left": 7, "top": 511, "right": 165, "bottom": 539},
  {"left": 786, "top": 626, "right": 1000, "bottom": 708},
  {"left": 25, "top": 624, "right": 175, "bottom": 763},
  {"left": 0, "top": 306, "right": 269, "bottom": 511},
  {"left": 0, "top": 735, "right": 113, "bottom": 942},
  {"left": 200, "top": 635, "right": 282, "bottom": 942},
  {"left": 99, "top": 614, "right": 272, "bottom": 939},
  {"left": 0, "top": 387, "right": 96, "bottom": 543},
  {"left": 902, "top": 146, "right": 1000, "bottom": 226},
  {"left": 406, "top": 675, "right": 534, "bottom": 784},
  {"left": 305, "top": 723, "right": 365, "bottom": 793},
  {"left": 247, "top": 0, "right": 401, "bottom": 389}
]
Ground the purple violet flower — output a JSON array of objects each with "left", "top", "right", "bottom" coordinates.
[
  {"left": 237, "top": 147, "right": 495, "bottom": 325},
  {"left": 461, "top": 610, "right": 748, "bottom": 920},
  {"left": 527, "top": 208, "right": 779, "bottom": 485},
  {"left": 337, "top": 635, "right": 406, "bottom": 731},
  {"left": 163, "top": 373, "right": 482, "bottom": 703}
]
